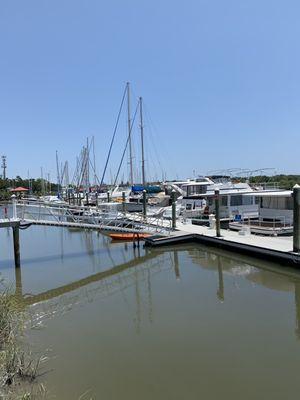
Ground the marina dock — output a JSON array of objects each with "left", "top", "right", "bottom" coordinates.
[{"left": 145, "top": 222, "right": 300, "bottom": 266}]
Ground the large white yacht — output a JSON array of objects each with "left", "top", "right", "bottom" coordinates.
[{"left": 171, "top": 176, "right": 259, "bottom": 220}]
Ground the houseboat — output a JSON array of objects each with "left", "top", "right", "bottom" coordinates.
[{"left": 229, "top": 190, "right": 293, "bottom": 236}]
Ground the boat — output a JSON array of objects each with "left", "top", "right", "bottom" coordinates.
[
  {"left": 109, "top": 232, "right": 151, "bottom": 241},
  {"left": 178, "top": 176, "right": 259, "bottom": 220},
  {"left": 229, "top": 190, "right": 293, "bottom": 235}
]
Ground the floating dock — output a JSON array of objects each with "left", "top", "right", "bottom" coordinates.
[{"left": 145, "top": 222, "right": 300, "bottom": 266}]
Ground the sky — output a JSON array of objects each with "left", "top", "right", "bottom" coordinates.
[{"left": 0, "top": 0, "right": 299, "bottom": 182}]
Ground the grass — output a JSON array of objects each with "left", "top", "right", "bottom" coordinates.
[{"left": 0, "top": 285, "right": 45, "bottom": 399}]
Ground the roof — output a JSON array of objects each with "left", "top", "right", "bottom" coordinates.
[
  {"left": 243, "top": 190, "right": 292, "bottom": 197},
  {"left": 10, "top": 187, "right": 29, "bottom": 192}
]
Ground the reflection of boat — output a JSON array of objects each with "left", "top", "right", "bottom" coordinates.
[{"left": 109, "top": 233, "right": 151, "bottom": 241}]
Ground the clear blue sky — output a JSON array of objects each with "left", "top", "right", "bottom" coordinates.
[{"left": 0, "top": 0, "right": 299, "bottom": 182}]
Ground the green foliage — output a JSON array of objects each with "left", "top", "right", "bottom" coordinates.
[
  {"left": 0, "top": 177, "right": 58, "bottom": 200},
  {"left": 233, "top": 175, "right": 300, "bottom": 190}
]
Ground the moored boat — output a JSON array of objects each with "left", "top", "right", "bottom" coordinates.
[{"left": 109, "top": 232, "right": 151, "bottom": 241}]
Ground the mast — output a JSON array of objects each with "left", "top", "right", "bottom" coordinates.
[
  {"left": 139, "top": 97, "right": 146, "bottom": 186},
  {"left": 56, "top": 151, "right": 61, "bottom": 197},
  {"left": 127, "top": 82, "right": 134, "bottom": 186}
]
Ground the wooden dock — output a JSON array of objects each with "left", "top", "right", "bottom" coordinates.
[{"left": 145, "top": 221, "right": 300, "bottom": 266}]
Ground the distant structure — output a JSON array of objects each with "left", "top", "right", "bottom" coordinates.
[{"left": 1, "top": 155, "right": 7, "bottom": 180}]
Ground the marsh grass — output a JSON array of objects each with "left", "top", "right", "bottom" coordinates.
[{"left": 0, "top": 285, "right": 45, "bottom": 399}]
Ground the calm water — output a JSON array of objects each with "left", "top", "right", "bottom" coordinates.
[{"left": 1, "top": 226, "right": 300, "bottom": 399}]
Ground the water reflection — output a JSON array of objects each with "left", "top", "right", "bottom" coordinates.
[{"left": 5, "top": 238, "right": 300, "bottom": 342}]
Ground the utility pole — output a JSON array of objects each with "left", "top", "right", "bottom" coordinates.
[
  {"left": 139, "top": 97, "right": 146, "bottom": 186},
  {"left": 1, "top": 156, "right": 7, "bottom": 180},
  {"left": 127, "top": 82, "right": 134, "bottom": 186}
]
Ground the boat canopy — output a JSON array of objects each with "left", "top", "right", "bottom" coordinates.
[{"left": 243, "top": 190, "right": 292, "bottom": 197}]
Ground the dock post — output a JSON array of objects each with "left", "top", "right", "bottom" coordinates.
[
  {"left": 171, "top": 189, "right": 176, "bottom": 229},
  {"left": 96, "top": 192, "right": 98, "bottom": 207},
  {"left": 86, "top": 193, "right": 89, "bottom": 206},
  {"left": 12, "top": 224, "right": 20, "bottom": 268},
  {"left": 122, "top": 191, "right": 126, "bottom": 213},
  {"left": 107, "top": 192, "right": 110, "bottom": 203},
  {"left": 215, "top": 189, "right": 221, "bottom": 237},
  {"left": 143, "top": 190, "right": 147, "bottom": 218},
  {"left": 12, "top": 195, "right": 17, "bottom": 219},
  {"left": 293, "top": 184, "right": 300, "bottom": 252}
]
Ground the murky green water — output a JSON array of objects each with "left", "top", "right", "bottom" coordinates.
[{"left": 1, "top": 226, "right": 300, "bottom": 399}]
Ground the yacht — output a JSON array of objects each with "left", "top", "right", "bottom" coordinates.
[{"left": 174, "top": 176, "right": 259, "bottom": 220}]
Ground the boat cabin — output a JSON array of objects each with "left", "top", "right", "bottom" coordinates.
[
  {"left": 181, "top": 180, "right": 258, "bottom": 220},
  {"left": 229, "top": 190, "right": 293, "bottom": 235}
]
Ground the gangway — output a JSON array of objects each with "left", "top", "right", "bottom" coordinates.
[{"left": 15, "top": 201, "right": 172, "bottom": 236}]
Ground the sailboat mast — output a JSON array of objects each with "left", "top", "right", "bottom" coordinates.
[
  {"left": 139, "top": 97, "right": 146, "bottom": 186},
  {"left": 127, "top": 82, "right": 134, "bottom": 186}
]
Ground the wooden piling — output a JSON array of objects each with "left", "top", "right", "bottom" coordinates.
[
  {"left": 293, "top": 184, "right": 300, "bottom": 252},
  {"left": 122, "top": 191, "right": 126, "bottom": 213},
  {"left": 171, "top": 190, "right": 176, "bottom": 229},
  {"left": 143, "top": 190, "right": 147, "bottom": 218},
  {"left": 12, "top": 225, "right": 20, "bottom": 268},
  {"left": 215, "top": 189, "right": 221, "bottom": 237}
]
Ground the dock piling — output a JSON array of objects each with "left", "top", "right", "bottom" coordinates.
[
  {"left": 293, "top": 184, "right": 300, "bottom": 252},
  {"left": 171, "top": 190, "right": 176, "bottom": 229},
  {"left": 215, "top": 189, "right": 221, "bottom": 237},
  {"left": 107, "top": 192, "right": 110, "bottom": 203},
  {"left": 143, "top": 190, "right": 147, "bottom": 218},
  {"left": 12, "top": 225, "right": 20, "bottom": 268},
  {"left": 12, "top": 195, "right": 17, "bottom": 219},
  {"left": 122, "top": 191, "right": 126, "bottom": 213}
]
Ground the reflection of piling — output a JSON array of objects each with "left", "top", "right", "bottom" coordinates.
[
  {"left": 13, "top": 225, "right": 20, "bottom": 269},
  {"left": 15, "top": 265, "right": 23, "bottom": 298},
  {"left": 217, "top": 255, "right": 224, "bottom": 302},
  {"left": 173, "top": 250, "right": 180, "bottom": 280},
  {"left": 215, "top": 189, "right": 221, "bottom": 237},
  {"left": 294, "top": 281, "right": 300, "bottom": 339},
  {"left": 293, "top": 185, "right": 300, "bottom": 252}
]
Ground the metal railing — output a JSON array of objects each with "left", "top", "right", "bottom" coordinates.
[{"left": 16, "top": 201, "right": 173, "bottom": 236}]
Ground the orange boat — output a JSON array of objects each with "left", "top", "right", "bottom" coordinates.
[{"left": 109, "top": 233, "right": 151, "bottom": 241}]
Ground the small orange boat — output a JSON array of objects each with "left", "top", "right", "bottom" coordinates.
[{"left": 109, "top": 233, "right": 151, "bottom": 241}]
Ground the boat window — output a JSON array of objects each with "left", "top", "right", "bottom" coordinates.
[
  {"left": 261, "top": 196, "right": 293, "bottom": 210},
  {"left": 242, "top": 196, "right": 253, "bottom": 206},
  {"left": 208, "top": 198, "right": 213, "bottom": 206},
  {"left": 187, "top": 185, "right": 207, "bottom": 196},
  {"left": 230, "top": 195, "right": 243, "bottom": 206},
  {"left": 221, "top": 196, "right": 227, "bottom": 206},
  {"left": 186, "top": 204, "right": 192, "bottom": 210}
]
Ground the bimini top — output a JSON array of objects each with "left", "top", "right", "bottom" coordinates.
[{"left": 243, "top": 190, "right": 292, "bottom": 197}]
